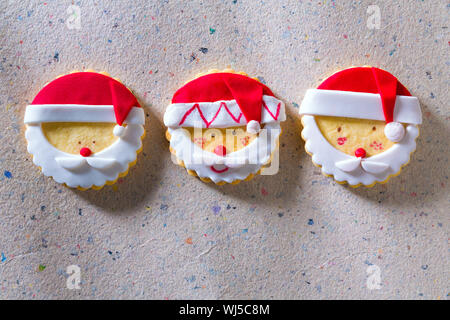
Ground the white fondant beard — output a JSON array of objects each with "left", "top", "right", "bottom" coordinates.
[
  {"left": 168, "top": 123, "right": 281, "bottom": 183},
  {"left": 301, "top": 115, "right": 419, "bottom": 186},
  {"left": 25, "top": 123, "right": 144, "bottom": 189}
]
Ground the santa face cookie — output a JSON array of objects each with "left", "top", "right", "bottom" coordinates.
[
  {"left": 299, "top": 67, "right": 422, "bottom": 187},
  {"left": 24, "top": 71, "right": 145, "bottom": 190},
  {"left": 164, "top": 71, "right": 286, "bottom": 184}
]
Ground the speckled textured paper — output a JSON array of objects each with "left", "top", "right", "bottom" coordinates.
[{"left": 0, "top": 0, "right": 448, "bottom": 299}]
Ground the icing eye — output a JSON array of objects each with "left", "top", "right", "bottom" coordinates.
[
  {"left": 337, "top": 127, "right": 342, "bottom": 132},
  {"left": 92, "top": 141, "right": 96, "bottom": 144},
  {"left": 372, "top": 126, "right": 376, "bottom": 131},
  {"left": 211, "top": 133, "right": 215, "bottom": 138},
  {"left": 78, "top": 141, "right": 81, "bottom": 144}
]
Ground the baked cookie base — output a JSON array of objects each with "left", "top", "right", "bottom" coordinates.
[
  {"left": 166, "top": 68, "right": 281, "bottom": 185},
  {"left": 26, "top": 70, "right": 145, "bottom": 191}
]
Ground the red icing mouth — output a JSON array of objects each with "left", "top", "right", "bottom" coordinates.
[{"left": 210, "top": 165, "right": 229, "bottom": 173}]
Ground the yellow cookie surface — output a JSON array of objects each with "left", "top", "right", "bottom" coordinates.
[
  {"left": 42, "top": 122, "right": 118, "bottom": 155},
  {"left": 315, "top": 116, "right": 396, "bottom": 157}
]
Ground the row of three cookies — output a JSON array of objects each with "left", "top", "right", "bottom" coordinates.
[{"left": 23, "top": 67, "right": 421, "bottom": 189}]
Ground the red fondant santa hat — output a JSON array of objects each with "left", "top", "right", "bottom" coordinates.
[
  {"left": 299, "top": 67, "right": 422, "bottom": 142},
  {"left": 24, "top": 72, "right": 145, "bottom": 136},
  {"left": 164, "top": 73, "right": 286, "bottom": 133}
]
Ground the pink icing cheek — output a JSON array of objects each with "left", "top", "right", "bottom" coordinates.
[
  {"left": 240, "top": 136, "right": 250, "bottom": 146},
  {"left": 370, "top": 141, "right": 384, "bottom": 150},
  {"left": 337, "top": 137, "right": 347, "bottom": 145},
  {"left": 194, "top": 137, "right": 206, "bottom": 148}
]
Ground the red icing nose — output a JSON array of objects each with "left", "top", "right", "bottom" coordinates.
[
  {"left": 214, "top": 145, "right": 227, "bottom": 156},
  {"left": 80, "top": 147, "right": 92, "bottom": 157},
  {"left": 355, "top": 148, "right": 366, "bottom": 158}
]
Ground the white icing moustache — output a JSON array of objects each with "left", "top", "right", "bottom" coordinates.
[
  {"left": 191, "top": 153, "right": 248, "bottom": 168},
  {"left": 335, "top": 158, "right": 389, "bottom": 174},
  {"left": 176, "top": 127, "right": 275, "bottom": 169},
  {"left": 55, "top": 157, "right": 117, "bottom": 170}
]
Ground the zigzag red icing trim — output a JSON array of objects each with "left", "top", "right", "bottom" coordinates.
[
  {"left": 262, "top": 100, "right": 281, "bottom": 121},
  {"left": 178, "top": 101, "right": 282, "bottom": 128},
  {"left": 172, "top": 73, "right": 276, "bottom": 125},
  {"left": 178, "top": 102, "right": 243, "bottom": 127}
]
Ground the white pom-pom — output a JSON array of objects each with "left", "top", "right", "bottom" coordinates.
[
  {"left": 246, "top": 120, "right": 261, "bottom": 134},
  {"left": 113, "top": 125, "right": 126, "bottom": 137},
  {"left": 384, "top": 122, "right": 405, "bottom": 142}
]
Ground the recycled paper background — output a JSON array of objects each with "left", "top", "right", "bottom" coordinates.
[{"left": 0, "top": 0, "right": 448, "bottom": 299}]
